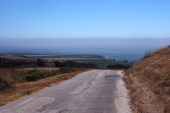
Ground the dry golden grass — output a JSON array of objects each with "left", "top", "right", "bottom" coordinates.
[
  {"left": 0, "top": 68, "right": 90, "bottom": 106},
  {"left": 124, "top": 46, "right": 170, "bottom": 113},
  {"left": 0, "top": 67, "right": 60, "bottom": 86}
]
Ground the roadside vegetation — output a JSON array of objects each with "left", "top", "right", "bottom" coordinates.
[
  {"left": 0, "top": 67, "right": 88, "bottom": 106},
  {"left": 124, "top": 46, "right": 170, "bottom": 113},
  {"left": 0, "top": 77, "right": 10, "bottom": 91}
]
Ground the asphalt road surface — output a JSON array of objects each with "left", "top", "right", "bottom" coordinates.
[{"left": 0, "top": 70, "right": 128, "bottom": 113}]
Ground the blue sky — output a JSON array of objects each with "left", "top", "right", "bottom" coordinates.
[{"left": 0, "top": 0, "right": 170, "bottom": 38}]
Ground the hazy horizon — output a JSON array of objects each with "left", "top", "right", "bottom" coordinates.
[{"left": 1, "top": 37, "right": 170, "bottom": 61}]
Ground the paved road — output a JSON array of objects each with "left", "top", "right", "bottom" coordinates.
[{"left": 0, "top": 70, "right": 122, "bottom": 113}]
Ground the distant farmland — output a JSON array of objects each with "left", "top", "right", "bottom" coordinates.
[{"left": 25, "top": 54, "right": 134, "bottom": 67}]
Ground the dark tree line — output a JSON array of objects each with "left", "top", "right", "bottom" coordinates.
[{"left": 0, "top": 57, "right": 96, "bottom": 68}]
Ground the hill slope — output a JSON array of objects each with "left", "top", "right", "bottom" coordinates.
[{"left": 124, "top": 46, "right": 170, "bottom": 113}]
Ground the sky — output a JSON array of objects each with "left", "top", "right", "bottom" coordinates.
[{"left": 0, "top": 0, "right": 170, "bottom": 38}]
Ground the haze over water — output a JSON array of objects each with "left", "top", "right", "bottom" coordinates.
[{"left": 0, "top": 38, "right": 169, "bottom": 61}]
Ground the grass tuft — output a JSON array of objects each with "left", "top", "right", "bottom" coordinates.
[
  {"left": 141, "top": 51, "right": 152, "bottom": 60},
  {"left": 23, "top": 90, "right": 32, "bottom": 95},
  {"left": 0, "top": 77, "right": 10, "bottom": 91}
]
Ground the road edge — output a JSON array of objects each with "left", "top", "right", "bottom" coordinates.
[{"left": 115, "top": 70, "right": 132, "bottom": 113}]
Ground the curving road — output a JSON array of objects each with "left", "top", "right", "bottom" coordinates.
[{"left": 0, "top": 70, "right": 131, "bottom": 113}]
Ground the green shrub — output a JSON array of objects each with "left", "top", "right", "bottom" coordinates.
[
  {"left": 23, "top": 90, "right": 32, "bottom": 95},
  {"left": 59, "top": 66, "right": 76, "bottom": 74},
  {"left": 22, "top": 70, "right": 44, "bottom": 81},
  {"left": 0, "top": 77, "right": 10, "bottom": 90}
]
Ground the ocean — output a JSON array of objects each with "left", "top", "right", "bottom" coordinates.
[{"left": 0, "top": 38, "right": 170, "bottom": 61}]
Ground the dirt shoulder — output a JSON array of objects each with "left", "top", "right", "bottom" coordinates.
[
  {"left": 115, "top": 71, "right": 132, "bottom": 113},
  {"left": 123, "top": 73, "right": 166, "bottom": 113}
]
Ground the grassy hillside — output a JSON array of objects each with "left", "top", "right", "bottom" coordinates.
[{"left": 124, "top": 46, "right": 170, "bottom": 113}]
